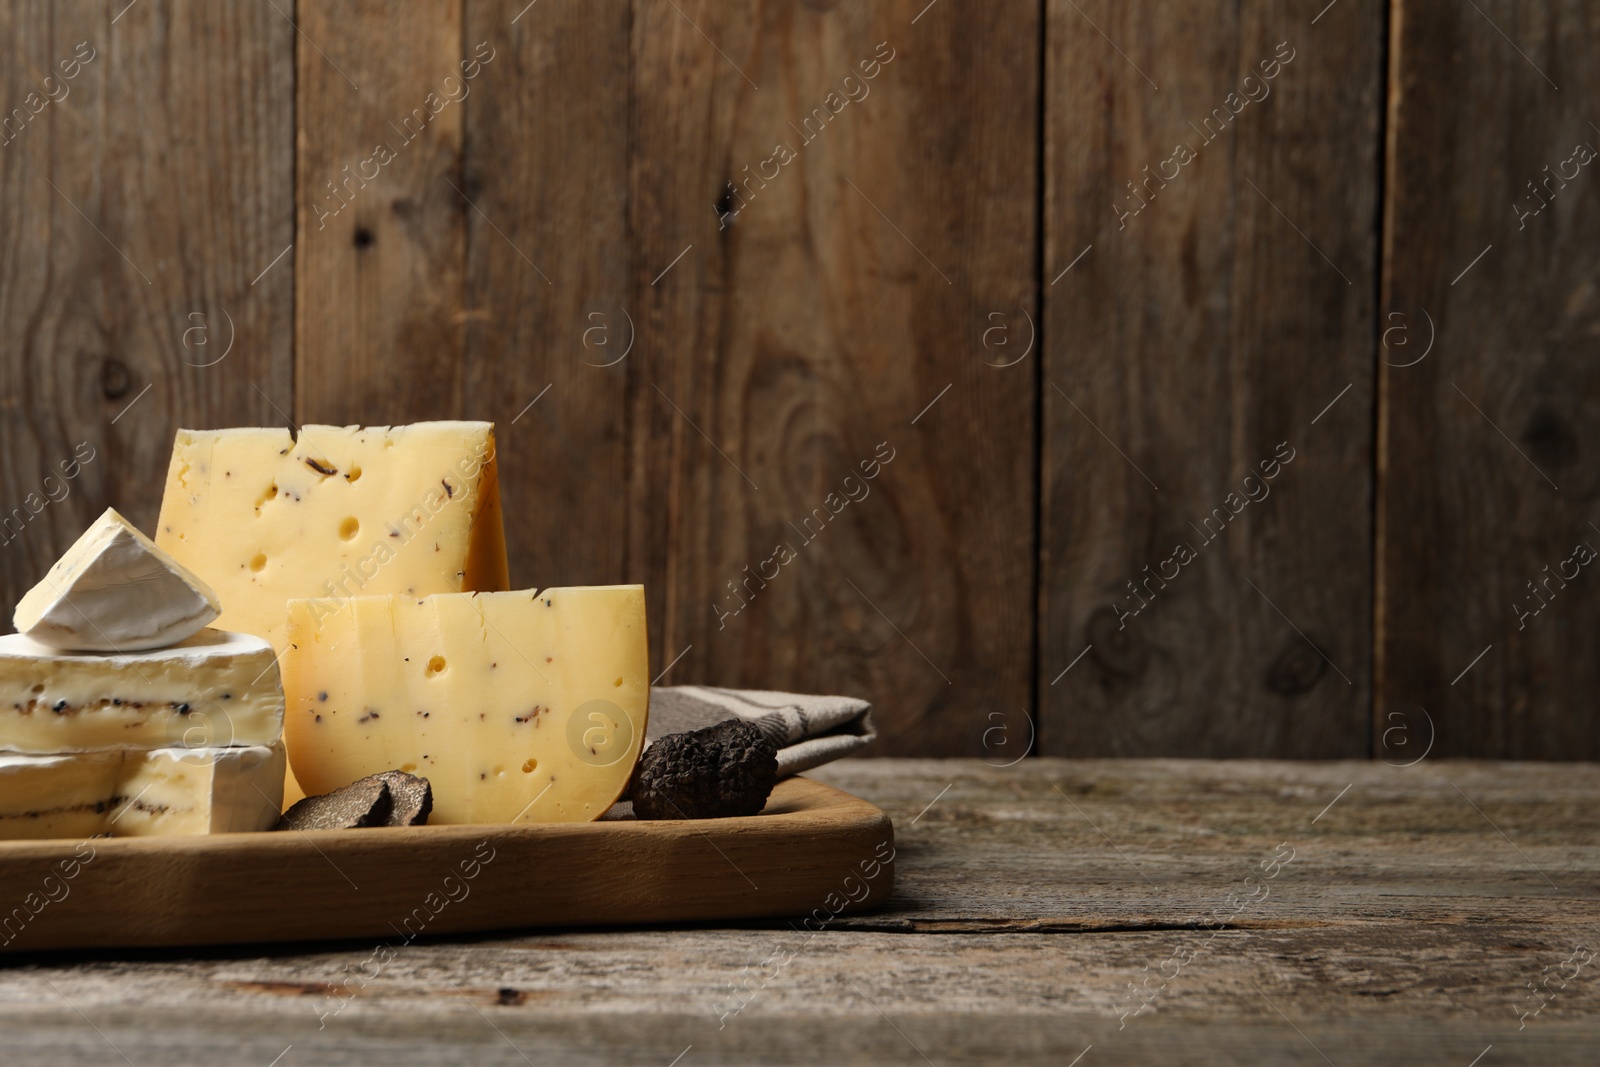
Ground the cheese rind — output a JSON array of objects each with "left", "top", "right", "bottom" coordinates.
[
  {"left": 13, "top": 507, "right": 220, "bottom": 651},
  {"left": 283, "top": 586, "right": 648, "bottom": 825},
  {"left": 0, "top": 744, "right": 284, "bottom": 839},
  {"left": 0, "top": 629, "right": 284, "bottom": 753},
  {"left": 154, "top": 422, "right": 509, "bottom": 652}
]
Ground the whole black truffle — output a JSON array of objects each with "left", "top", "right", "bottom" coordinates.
[{"left": 632, "top": 719, "right": 779, "bottom": 820}]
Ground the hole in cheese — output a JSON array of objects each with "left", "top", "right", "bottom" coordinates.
[
  {"left": 339, "top": 516, "right": 360, "bottom": 541},
  {"left": 346, "top": 464, "right": 363, "bottom": 482},
  {"left": 250, "top": 553, "right": 267, "bottom": 573},
  {"left": 522, "top": 758, "right": 537, "bottom": 774},
  {"left": 255, "top": 482, "right": 277, "bottom": 514},
  {"left": 426, "top": 655, "right": 447, "bottom": 676}
]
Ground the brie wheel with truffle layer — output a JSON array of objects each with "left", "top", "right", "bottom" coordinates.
[
  {"left": 13, "top": 507, "right": 220, "bottom": 651},
  {"left": 0, "top": 744, "right": 284, "bottom": 839},
  {"left": 0, "top": 629, "right": 284, "bottom": 754},
  {"left": 283, "top": 586, "right": 648, "bottom": 825}
]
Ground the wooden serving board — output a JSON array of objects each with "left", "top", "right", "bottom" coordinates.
[{"left": 0, "top": 777, "right": 894, "bottom": 953}]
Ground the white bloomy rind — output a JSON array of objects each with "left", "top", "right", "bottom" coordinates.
[
  {"left": 0, "top": 628, "right": 284, "bottom": 754},
  {"left": 13, "top": 506, "right": 221, "bottom": 651}
]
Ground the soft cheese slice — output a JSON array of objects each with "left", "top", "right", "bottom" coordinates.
[
  {"left": 0, "top": 752, "right": 122, "bottom": 840},
  {"left": 0, "top": 629, "right": 283, "bottom": 753},
  {"left": 13, "top": 507, "right": 221, "bottom": 651},
  {"left": 154, "top": 422, "right": 509, "bottom": 652},
  {"left": 283, "top": 586, "right": 648, "bottom": 825},
  {"left": 0, "top": 744, "right": 283, "bottom": 840},
  {"left": 112, "top": 744, "right": 285, "bottom": 836}
]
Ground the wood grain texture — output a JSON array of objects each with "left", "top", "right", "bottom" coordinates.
[
  {"left": 2, "top": 759, "right": 1597, "bottom": 1065},
  {"left": 296, "top": 0, "right": 633, "bottom": 591},
  {"left": 6, "top": 932, "right": 1598, "bottom": 1065},
  {"left": 462, "top": 0, "right": 631, "bottom": 589},
  {"left": 294, "top": 0, "right": 466, "bottom": 422},
  {"left": 1041, "top": 1, "right": 1382, "bottom": 756},
  {"left": 6, "top": 2, "right": 1596, "bottom": 766},
  {"left": 1378, "top": 1, "right": 1600, "bottom": 757},
  {"left": 0, "top": 1, "right": 292, "bottom": 610},
  {"left": 811, "top": 758, "right": 1600, "bottom": 930},
  {"left": 0, "top": 777, "right": 893, "bottom": 953},
  {"left": 626, "top": 0, "right": 1039, "bottom": 755}
]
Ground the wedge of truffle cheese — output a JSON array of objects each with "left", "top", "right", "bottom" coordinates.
[
  {"left": 13, "top": 507, "right": 221, "bottom": 652},
  {"left": 283, "top": 586, "right": 648, "bottom": 825},
  {"left": 0, "top": 745, "right": 284, "bottom": 839},
  {"left": 0, "top": 751, "right": 123, "bottom": 840},
  {"left": 0, "top": 629, "right": 284, "bottom": 754},
  {"left": 111, "top": 744, "right": 285, "bottom": 836},
  {"left": 154, "top": 422, "right": 509, "bottom": 652}
]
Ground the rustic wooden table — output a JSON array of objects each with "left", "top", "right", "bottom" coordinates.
[{"left": 1, "top": 759, "right": 1596, "bottom": 1065}]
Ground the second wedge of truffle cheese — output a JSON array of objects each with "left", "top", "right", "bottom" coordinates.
[
  {"left": 0, "top": 629, "right": 284, "bottom": 753},
  {"left": 283, "top": 587, "right": 648, "bottom": 825}
]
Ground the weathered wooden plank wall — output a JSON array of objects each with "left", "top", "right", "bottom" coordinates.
[
  {"left": 1041, "top": 1, "right": 1382, "bottom": 756},
  {"left": 1379, "top": 0, "right": 1600, "bottom": 758},
  {"left": 0, "top": 2, "right": 293, "bottom": 599},
  {"left": 465, "top": 0, "right": 632, "bottom": 591},
  {"left": 0, "top": 1, "right": 1594, "bottom": 758},
  {"left": 626, "top": 0, "right": 1038, "bottom": 755},
  {"left": 294, "top": 0, "right": 633, "bottom": 590},
  {"left": 295, "top": 0, "right": 467, "bottom": 422}
]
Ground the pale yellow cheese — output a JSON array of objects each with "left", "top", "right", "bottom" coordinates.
[
  {"left": 154, "top": 422, "right": 509, "bottom": 804},
  {"left": 155, "top": 422, "right": 508, "bottom": 650},
  {"left": 283, "top": 587, "right": 648, "bottom": 825},
  {"left": 0, "top": 744, "right": 284, "bottom": 839},
  {"left": 0, "top": 629, "right": 283, "bottom": 753}
]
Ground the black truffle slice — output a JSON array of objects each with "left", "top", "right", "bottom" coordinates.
[
  {"left": 276, "top": 777, "right": 392, "bottom": 831},
  {"left": 368, "top": 770, "right": 433, "bottom": 826},
  {"left": 632, "top": 719, "right": 779, "bottom": 820}
]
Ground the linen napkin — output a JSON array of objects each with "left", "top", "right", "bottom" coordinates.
[{"left": 645, "top": 685, "right": 876, "bottom": 777}]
